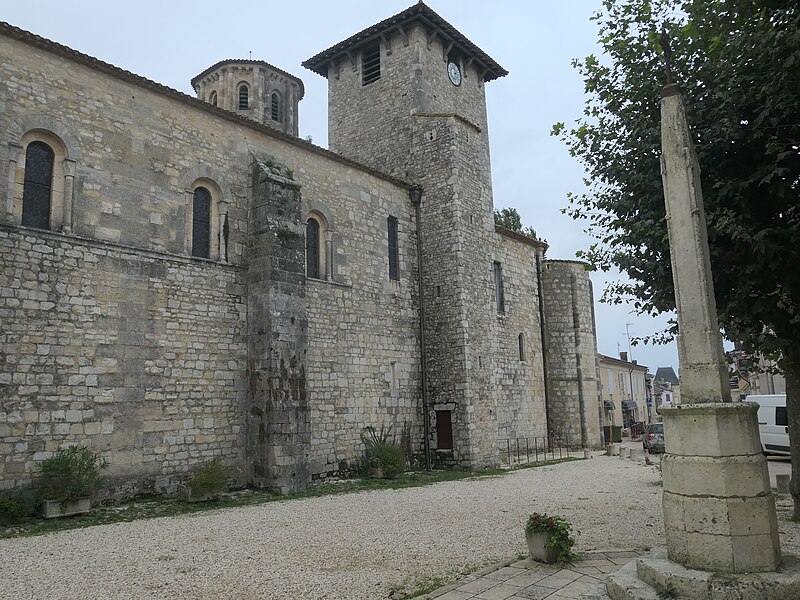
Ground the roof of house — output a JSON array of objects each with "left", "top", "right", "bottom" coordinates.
[
  {"left": 302, "top": 1, "right": 508, "bottom": 82},
  {"left": 597, "top": 353, "right": 648, "bottom": 372},
  {"left": 655, "top": 367, "right": 679, "bottom": 384}
]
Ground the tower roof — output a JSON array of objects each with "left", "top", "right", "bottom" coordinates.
[
  {"left": 655, "top": 367, "right": 679, "bottom": 384},
  {"left": 302, "top": 1, "right": 508, "bottom": 82},
  {"left": 190, "top": 59, "right": 305, "bottom": 99}
]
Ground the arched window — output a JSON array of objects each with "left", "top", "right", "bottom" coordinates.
[
  {"left": 209, "top": 91, "right": 218, "bottom": 107},
  {"left": 270, "top": 92, "right": 280, "bottom": 121},
  {"left": 22, "top": 141, "right": 55, "bottom": 229},
  {"left": 238, "top": 84, "right": 249, "bottom": 110},
  {"left": 192, "top": 187, "right": 211, "bottom": 258},
  {"left": 306, "top": 217, "right": 320, "bottom": 279},
  {"left": 518, "top": 333, "right": 526, "bottom": 361}
]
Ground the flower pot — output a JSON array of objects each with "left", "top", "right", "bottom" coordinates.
[
  {"left": 180, "top": 485, "right": 219, "bottom": 503},
  {"left": 40, "top": 497, "right": 92, "bottom": 519},
  {"left": 525, "top": 530, "right": 561, "bottom": 564}
]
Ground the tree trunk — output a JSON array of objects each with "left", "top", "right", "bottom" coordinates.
[{"left": 784, "top": 349, "right": 800, "bottom": 520}]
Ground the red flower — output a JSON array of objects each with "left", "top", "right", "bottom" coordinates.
[{"left": 547, "top": 521, "right": 554, "bottom": 528}]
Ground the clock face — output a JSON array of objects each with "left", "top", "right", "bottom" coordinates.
[{"left": 447, "top": 61, "right": 462, "bottom": 86}]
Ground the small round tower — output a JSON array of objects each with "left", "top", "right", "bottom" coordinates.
[
  {"left": 191, "top": 59, "right": 304, "bottom": 136},
  {"left": 541, "top": 259, "right": 603, "bottom": 449}
]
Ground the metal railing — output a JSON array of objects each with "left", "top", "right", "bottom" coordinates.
[{"left": 498, "top": 434, "right": 581, "bottom": 467}]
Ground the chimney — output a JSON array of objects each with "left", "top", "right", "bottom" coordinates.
[{"left": 620, "top": 351, "right": 628, "bottom": 361}]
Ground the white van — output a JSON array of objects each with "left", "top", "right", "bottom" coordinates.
[{"left": 751, "top": 394, "right": 789, "bottom": 456}]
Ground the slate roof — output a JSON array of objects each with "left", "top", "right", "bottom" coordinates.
[
  {"left": 302, "top": 1, "right": 508, "bottom": 82},
  {"left": 655, "top": 367, "right": 679, "bottom": 384}
]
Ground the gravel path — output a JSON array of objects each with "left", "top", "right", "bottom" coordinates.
[{"left": 0, "top": 455, "right": 797, "bottom": 600}]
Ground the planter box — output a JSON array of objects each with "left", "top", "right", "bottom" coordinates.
[
  {"left": 180, "top": 485, "right": 220, "bottom": 503},
  {"left": 40, "top": 497, "right": 92, "bottom": 519},
  {"left": 526, "top": 531, "right": 560, "bottom": 564}
]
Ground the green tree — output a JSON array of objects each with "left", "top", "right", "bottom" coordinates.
[
  {"left": 553, "top": 0, "right": 800, "bottom": 514},
  {"left": 494, "top": 207, "right": 538, "bottom": 240}
]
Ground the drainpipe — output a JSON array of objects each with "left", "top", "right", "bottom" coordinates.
[
  {"left": 535, "top": 252, "right": 552, "bottom": 442},
  {"left": 410, "top": 187, "right": 431, "bottom": 471}
]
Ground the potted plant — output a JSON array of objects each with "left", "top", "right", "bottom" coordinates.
[
  {"left": 361, "top": 425, "right": 405, "bottom": 479},
  {"left": 39, "top": 446, "right": 109, "bottom": 518},
  {"left": 524, "top": 512, "right": 575, "bottom": 564},
  {"left": 182, "top": 456, "right": 228, "bottom": 502}
]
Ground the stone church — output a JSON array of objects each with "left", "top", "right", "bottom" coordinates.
[{"left": 0, "top": 2, "right": 601, "bottom": 495}]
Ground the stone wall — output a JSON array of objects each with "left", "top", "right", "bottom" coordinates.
[
  {"left": 0, "top": 28, "right": 422, "bottom": 491},
  {"left": 490, "top": 231, "right": 548, "bottom": 447},
  {"left": 541, "top": 260, "right": 603, "bottom": 449},
  {"left": 304, "top": 186, "right": 423, "bottom": 479},
  {"left": 0, "top": 226, "right": 247, "bottom": 493}
]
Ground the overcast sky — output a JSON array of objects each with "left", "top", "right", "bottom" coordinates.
[{"left": 4, "top": 0, "right": 680, "bottom": 373}]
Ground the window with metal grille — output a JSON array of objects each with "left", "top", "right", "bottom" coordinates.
[
  {"left": 192, "top": 187, "right": 211, "bottom": 258},
  {"left": 494, "top": 261, "right": 504, "bottom": 312},
  {"left": 271, "top": 92, "right": 280, "bottom": 121},
  {"left": 209, "top": 91, "right": 217, "bottom": 107},
  {"left": 361, "top": 42, "right": 381, "bottom": 85},
  {"left": 238, "top": 84, "right": 249, "bottom": 109},
  {"left": 22, "top": 141, "right": 54, "bottom": 230},
  {"left": 388, "top": 215, "right": 399, "bottom": 281},
  {"left": 436, "top": 410, "right": 454, "bottom": 450},
  {"left": 306, "top": 218, "right": 320, "bottom": 279}
]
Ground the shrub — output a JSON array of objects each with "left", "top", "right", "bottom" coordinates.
[
  {"left": 0, "top": 490, "right": 41, "bottom": 524},
  {"left": 525, "top": 512, "right": 575, "bottom": 562},
  {"left": 39, "top": 446, "right": 109, "bottom": 504},
  {"left": 361, "top": 425, "right": 406, "bottom": 478},
  {"left": 185, "top": 457, "right": 228, "bottom": 498},
  {"left": 371, "top": 443, "right": 406, "bottom": 478}
]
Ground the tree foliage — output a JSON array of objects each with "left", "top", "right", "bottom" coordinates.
[
  {"left": 555, "top": 0, "right": 799, "bottom": 351},
  {"left": 494, "top": 207, "right": 538, "bottom": 240},
  {"left": 555, "top": 0, "right": 800, "bottom": 512}
]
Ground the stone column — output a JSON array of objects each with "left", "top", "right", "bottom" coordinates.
[
  {"left": 324, "top": 230, "right": 333, "bottom": 281},
  {"left": 658, "top": 83, "right": 780, "bottom": 573},
  {"left": 5, "top": 142, "right": 22, "bottom": 225},
  {"left": 184, "top": 190, "right": 193, "bottom": 255},
  {"left": 218, "top": 199, "right": 229, "bottom": 263},
  {"left": 62, "top": 158, "right": 76, "bottom": 234}
]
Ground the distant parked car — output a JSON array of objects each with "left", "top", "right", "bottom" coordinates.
[{"left": 643, "top": 423, "right": 665, "bottom": 454}]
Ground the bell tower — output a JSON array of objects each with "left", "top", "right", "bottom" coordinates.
[
  {"left": 191, "top": 59, "right": 304, "bottom": 136},
  {"left": 304, "top": 2, "right": 511, "bottom": 468}
]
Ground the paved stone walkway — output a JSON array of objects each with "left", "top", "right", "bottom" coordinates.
[{"left": 421, "top": 550, "right": 644, "bottom": 600}]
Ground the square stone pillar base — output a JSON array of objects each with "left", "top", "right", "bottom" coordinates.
[{"left": 660, "top": 402, "right": 781, "bottom": 573}]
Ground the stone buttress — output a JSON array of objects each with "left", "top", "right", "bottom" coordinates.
[{"left": 246, "top": 157, "right": 310, "bottom": 493}]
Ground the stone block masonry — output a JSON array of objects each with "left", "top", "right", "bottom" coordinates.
[
  {"left": 0, "top": 4, "right": 603, "bottom": 494},
  {"left": 246, "top": 160, "right": 309, "bottom": 494},
  {"left": 541, "top": 260, "right": 602, "bottom": 449},
  {"left": 0, "top": 226, "right": 247, "bottom": 493}
]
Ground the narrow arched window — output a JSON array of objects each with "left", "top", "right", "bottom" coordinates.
[
  {"left": 271, "top": 92, "right": 280, "bottom": 121},
  {"left": 209, "top": 91, "right": 218, "bottom": 107},
  {"left": 387, "top": 215, "right": 399, "bottom": 281},
  {"left": 22, "top": 141, "right": 55, "bottom": 229},
  {"left": 518, "top": 333, "right": 526, "bottom": 361},
  {"left": 192, "top": 187, "right": 211, "bottom": 258},
  {"left": 306, "top": 218, "right": 320, "bottom": 278},
  {"left": 238, "top": 85, "right": 249, "bottom": 110}
]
